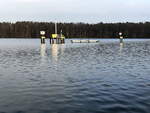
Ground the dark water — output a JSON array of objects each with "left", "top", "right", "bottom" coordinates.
[{"left": 0, "top": 39, "right": 150, "bottom": 113}]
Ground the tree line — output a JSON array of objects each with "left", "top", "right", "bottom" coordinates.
[{"left": 0, "top": 21, "right": 150, "bottom": 38}]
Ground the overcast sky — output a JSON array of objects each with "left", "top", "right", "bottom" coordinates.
[{"left": 0, "top": 0, "right": 150, "bottom": 23}]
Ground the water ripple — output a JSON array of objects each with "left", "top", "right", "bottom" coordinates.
[{"left": 0, "top": 39, "right": 150, "bottom": 113}]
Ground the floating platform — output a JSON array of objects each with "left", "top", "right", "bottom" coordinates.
[
  {"left": 71, "top": 40, "right": 99, "bottom": 43},
  {"left": 50, "top": 34, "right": 65, "bottom": 44}
]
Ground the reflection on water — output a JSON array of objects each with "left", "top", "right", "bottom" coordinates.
[
  {"left": 40, "top": 44, "right": 46, "bottom": 57},
  {"left": 119, "top": 43, "right": 124, "bottom": 54},
  {"left": 40, "top": 44, "right": 47, "bottom": 65},
  {"left": 51, "top": 44, "right": 65, "bottom": 62},
  {"left": 0, "top": 39, "right": 150, "bottom": 113},
  {"left": 51, "top": 44, "right": 59, "bottom": 61}
]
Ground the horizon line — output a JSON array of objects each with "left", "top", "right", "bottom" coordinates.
[{"left": 0, "top": 21, "right": 150, "bottom": 24}]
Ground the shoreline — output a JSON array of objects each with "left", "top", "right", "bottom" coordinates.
[{"left": 0, "top": 37, "right": 150, "bottom": 39}]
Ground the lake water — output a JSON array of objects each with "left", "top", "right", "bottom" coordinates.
[{"left": 0, "top": 39, "right": 150, "bottom": 113}]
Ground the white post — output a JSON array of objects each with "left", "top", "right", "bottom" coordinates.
[
  {"left": 61, "top": 29, "right": 62, "bottom": 36},
  {"left": 119, "top": 32, "right": 123, "bottom": 44},
  {"left": 55, "top": 22, "right": 57, "bottom": 34},
  {"left": 40, "top": 31, "right": 46, "bottom": 44}
]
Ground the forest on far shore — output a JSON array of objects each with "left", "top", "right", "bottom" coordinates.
[{"left": 0, "top": 21, "right": 150, "bottom": 38}]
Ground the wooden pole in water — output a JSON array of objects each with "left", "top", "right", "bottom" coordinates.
[
  {"left": 40, "top": 31, "right": 46, "bottom": 44},
  {"left": 50, "top": 37, "right": 52, "bottom": 44}
]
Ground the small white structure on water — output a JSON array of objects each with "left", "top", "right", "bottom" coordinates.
[
  {"left": 119, "top": 32, "right": 123, "bottom": 43},
  {"left": 40, "top": 31, "right": 46, "bottom": 44},
  {"left": 71, "top": 39, "right": 99, "bottom": 43}
]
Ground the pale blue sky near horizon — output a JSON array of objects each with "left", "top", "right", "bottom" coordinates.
[{"left": 0, "top": 0, "right": 149, "bottom": 23}]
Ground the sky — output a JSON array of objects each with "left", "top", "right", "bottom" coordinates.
[{"left": 0, "top": 0, "right": 150, "bottom": 23}]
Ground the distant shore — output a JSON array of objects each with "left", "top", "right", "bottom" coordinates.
[
  {"left": 0, "top": 21, "right": 150, "bottom": 38},
  {"left": 0, "top": 37, "right": 150, "bottom": 40}
]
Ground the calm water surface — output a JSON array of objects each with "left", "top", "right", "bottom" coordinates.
[{"left": 0, "top": 39, "right": 150, "bottom": 113}]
